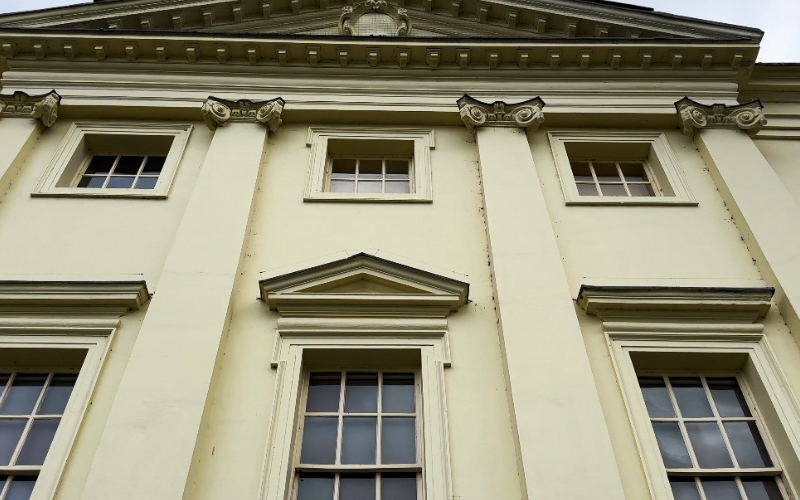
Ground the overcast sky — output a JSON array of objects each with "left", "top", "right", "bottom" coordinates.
[{"left": 0, "top": 0, "right": 796, "bottom": 62}]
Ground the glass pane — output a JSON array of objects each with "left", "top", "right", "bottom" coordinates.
[
  {"left": 84, "top": 155, "right": 116, "bottom": 174},
  {"left": 620, "top": 162, "right": 648, "bottom": 181},
  {"left": 670, "top": 478, "right": 702, "bottom": 500},
  {"left": 741, "top": 479, "right": 783, "bottom": 500},
  {"left": 300, "top": 417, "right": 337, "bottom": 464},
  {"left": 384, "top": 181, "right": 410, "bottom": 194},
  {"left": 142, "top": 156, "right": 167, "bottom": 174},
  {"left": 576, "top": 183, "right": 599, "bottom": 196},
  {"left": 341, "top": 417, "right": 376, "bottom": 464},
  {"left": 382, "top": 473, "right": 417, "bottom": 500},
  {"left": 6, "top": 477, "right": 36, "bottom": 500},
  {"left": 114, "top": 156, "right": 145, "bottom": 175},
  {"left": 1, "top": 375, "right": 47, "bottom": 415},
  {"left": 598, "top": 183, "right": 627, "bottom": 197},
  {"left": 332, "top": 158, "right": 357, "bottom": 174},
  {"left": 134, "top": 177, "right": 159, "bottom": 190},
  {"left": 652, "top": 422, "right": 692, "bottom": 468},
  {"left": 356, "top": 181, "right": 382, "bottom": 194},
  {"left": 671, "top": 378, "right": 714, "bottom": 418},
  {"left": 106, "top": 176, "right": 135, "bottom": 189},
  {"left": 344, "top": 373, "right": 378, "bottom": 413},
  {"left": 570, "top": 162, "right": 593, "bottom": 181},
  {"left": 78, "top": 176, "right": 106, "bottom": 188},
  {"left": 724, "top": 422, "right": 772, "bottom": 468},
  {"left": 382, "top": 374, "right": 415, "bottom": 413},
  {"left": 592, "top": 162, "right": 620, "bottom": 181},
  {"left": 638, "top": 377, "right": 675, "bottom": 418},
  {"left": 627, "top": 183, "right": 655, "bottom": 197},
  {"left": 16, "top": 418, "right": 60, "bottom": 465},
  {"left": 38, "top": 374, "right": 77, "bottom": 415},
  {"left": 359, "top": 159, "right": 382, "bottom": 178},
  {"left": 329, "top": 180, "right": 355, "bottom": 193},
  {"left": 339, "top": 474, "right": 376, "bottom": 500},
  {"left": 701, "top": 479, "right": 742, "bottom": 500},
  {"left": 707, "top": 378, "right": 750, "bottom": 418},
  {"left": 381, "top": 417, "right": 415, "bottom": 464},
  {"left": 307, "top": 373, "right": 341, "bottom": 413},
  {"left": 0, "top": 420, "right": 26, "bottom": 465},
  {"left": 385, "top": 160, "right": 409, "bottom": 177},
  {"left": 297, "top": 473, "right": 335, "bottom": 500},
  {"left": 685, "top": 422, "right": 734, "bottom": 468}
]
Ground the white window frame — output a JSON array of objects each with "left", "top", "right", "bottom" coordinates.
[
  {"left": 33, "top": 122, "right": 192, "bottom": 199},
  {"left": 304, "top": 127, "right": 434, "bottom": 202},
  {"left": 549, "top": 131, "right": 696, "bottom": 206},
  {"left": 0, "top": 280, "right": 148, "bottom": 500},
  {"left": 578, "top": 285, "right": 800, "bottom": 500}
]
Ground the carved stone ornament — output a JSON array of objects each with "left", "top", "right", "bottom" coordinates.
[
  {"left": 457, "top": 94, "right": 546, "bottom": 133},
  {"left": 675, "top": 97, "right": 767, "bottom": 138},
  {"left": 339, "top": 0, "right": 411, "bottom": 36},
  {"left": 0, "top": 90, "right": 61, "bottom": 127},
  {"left": 201, "top": 96, "right": 285, "bottom": 132}
]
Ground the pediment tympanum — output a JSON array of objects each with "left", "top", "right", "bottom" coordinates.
[
  {"left": 0, "top": 0, "right": 762, "bottom": 42},
  {"left": 259, "top": 253, "right": 469, "bottom": 317}
]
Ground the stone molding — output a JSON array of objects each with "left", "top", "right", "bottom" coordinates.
[
  {"left": 457, "top": 94, "right": 545, "bottom": 133},
  {"left": 676, "top": 97, "right": 767, "bottom": 138},
  {"left": 339, "top": 0, "right": 411, "bottom": 36},
  {"left": 200, "top": 96, "right": 285, "bottom": 131},
  {"left": 0, "top": 90, "right": 61, "bottom": 127}
]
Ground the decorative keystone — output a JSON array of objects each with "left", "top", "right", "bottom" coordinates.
[
  {"left": 457, "top": 94, "right": 545, "bottom": 134},
  {"left": 201, "top": 96, "right": 285, "bottom": 132},
  {"left": 0, "top": 90, "right": 61, "bottom": 127},
  {"left": 676, "top": 97, "right": 767, "bottom": 138}
]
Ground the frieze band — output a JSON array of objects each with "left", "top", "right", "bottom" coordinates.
[
  {"left": 675, "top": 97, "right": 767, "bottom": 138},
  {"left": 457, "top": 94, "right": 546, "bottom": 133},
  {"left": 0, "top": 90, "right": 61, "bottom": 127},
  {"left": 201, "top": 96, "right": 286, "bottom": 132}
]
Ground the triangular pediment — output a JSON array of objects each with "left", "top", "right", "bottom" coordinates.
[
  {"left": 0, "top": 0, "right": 762, "bottom": 42},
  {"left": 259, "top": 253, "right": 469, "bottom": 316}
]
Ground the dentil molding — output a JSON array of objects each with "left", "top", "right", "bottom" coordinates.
[
  {"left": 676, "top": 97, "right": 767, "bottom": 138},
  {"left": 201, "top": 96, "right": 285, "bottom": 131},
  {"left": 457, "top": 94, "right": 545, "bottom": 133},
  {"left": 0, "top": 90, "right": 61, "bottom": 127}
]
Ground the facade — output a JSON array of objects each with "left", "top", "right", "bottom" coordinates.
[{"left": 0, "top": 0, "right": 798, "bottom": 499}]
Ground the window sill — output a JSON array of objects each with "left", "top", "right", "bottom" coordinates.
[
  {"left": 304, "top": 193, "right": 432, "bottom": 203},
  {"left": 31, "top": 189, "right": 168, "bottom": 199},
  {"left": 565, "top": 197, "right": 699, "bottom": 207}
]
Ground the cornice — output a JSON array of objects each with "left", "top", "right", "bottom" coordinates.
[
  {"left": 201, "top": 95, "right": 285, "bottom": 130},
  {"left": 0, "top": 32, "right": 758, "bottom": 73},
  {"left": 577, "top": 285, "right": 774, "bottom": 323},
  {"left": 675, "top": 96, "right": 767, "bottom": 138},
  {"left": 457, "top": 93, "right": 544, "bottom": 132},
  {"left": 0, "top": 280, "right": 150, "bottom": 312},
  {"left": 0, "top": 90, "right": 60, "bottom": 127}
]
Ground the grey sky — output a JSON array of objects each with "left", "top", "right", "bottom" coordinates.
[{"left": 0, "top": 0, "right": 797, "bottom": 62}]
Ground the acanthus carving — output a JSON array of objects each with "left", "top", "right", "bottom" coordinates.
[
  {"left": 339, "top": 1, "right": 410, "bottom": 36},
  {"left": 0, "top": 90, "right": 61, "bottom": 127},
  {"left": 201, "top": 96, "right": 285, "bottom": 132},
  {"left": 675, "top": 97, "right": 767, "bottom": 138},
  {"left": 457, "top": 94, "right": 545, "bottom": 133}
]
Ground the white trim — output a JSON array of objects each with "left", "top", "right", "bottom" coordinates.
[
  {"left": 548, "top": 130, "right": 697, "bottom": 206},
  {"left": 304, "top": 127, "right": 434, "bottom": 203},
  {"left": 33, "top": 122, "right": 192, "bottom": 199}
]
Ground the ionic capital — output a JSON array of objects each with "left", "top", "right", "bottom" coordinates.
[
  {"left": 457, "top": 94, "right": 545, "bottom": 134},
  {"left": 676, "top": 97, "right": 767, "bottom": 138},
  {"left": 201, "top": 96, "right": 285, "bottom": 132},
  {"left": 0, "top": 90, "right": 61, "bottom": 127}
]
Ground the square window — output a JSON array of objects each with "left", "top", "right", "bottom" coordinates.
[
  {"left": 305, "top": 128, "right": 434, "bottom": 202},
  {"left": 549, "top": 131, "right": 696, "bottom": 206},
  {"left": 33, "top": 123, "right": 193, "bottom": 198}
]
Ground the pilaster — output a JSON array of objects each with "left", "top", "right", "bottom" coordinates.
[
  {"left": 81, "top": 97, "right": 284, "bottom": 500},
  {"left": 677, "top": 97, "right": 800, "bottom": 339},
  {"left": 0, "top": 91, "right": 60, "bottom": 201},
  {"left": 458, "top": 95, "right": 626, "bottom": 500}
]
